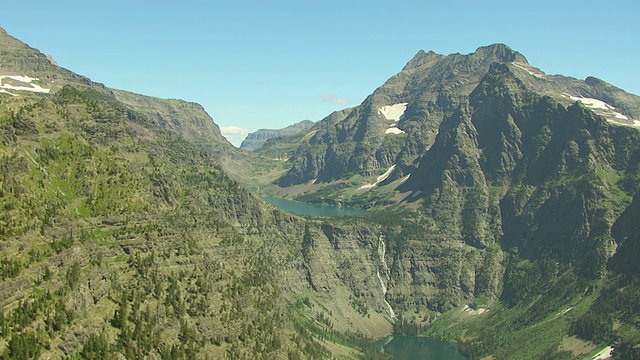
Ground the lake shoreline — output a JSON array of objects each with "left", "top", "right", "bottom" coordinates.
[
  {"left": 376, "top": 335, "right": 466, "bottom": 359},
  {"left": 262, "top": 196, "right": 363, "bottom": 217}
]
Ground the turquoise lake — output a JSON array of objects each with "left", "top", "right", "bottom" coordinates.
[
  {"left": 378, "top": 335, "right": 466, "bottom": 360},
  {"left": 262, "top": 197, "right": 362, "bottom": 217}
]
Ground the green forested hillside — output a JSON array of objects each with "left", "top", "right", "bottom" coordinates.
[{"left": 0, "top": 85, "right": 365, "bottom": 359}]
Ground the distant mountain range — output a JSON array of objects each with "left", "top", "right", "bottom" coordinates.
[{"left": 240, "top": 119, "right": 314, "bottom": 151}]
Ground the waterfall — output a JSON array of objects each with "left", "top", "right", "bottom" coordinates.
[{"left": 377, "top": 233, "right": 396, "bottom": 319}]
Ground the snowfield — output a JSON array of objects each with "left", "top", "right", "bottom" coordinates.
[
  {"left": 462, "top": 305, "right": 488, "bottom": 316},
  {"left": 591, "top": 346, "right": 614, "bottom": 360},
  {"left": 0, "top": 89, "right": 18, "bottom": 97},
  {"left": 359, "top": 165, "right": 396, "bottom": 190},
  {"left": 566, "top": 94, "right": 618, "bottom": 111},
  {"left": 0, "top": 75, "right": 50, "bottom": 94},
  {"left": 563, "top": 94, "right": 638, "bottom": 127},
  {"left": 2, "top": 75, "right": 38, "bottom": 83},
  {"left": 378, "top": 103, "right": 408, "bottom": 122},
  {"left": 385, "top": 127, "right": 405, "bottom": 135},
  {"left": 379, "top": 103, "right": 408, "bottom": 135},
  {"left": 555, "top": 307, "right": 572, "bottom": 317}
]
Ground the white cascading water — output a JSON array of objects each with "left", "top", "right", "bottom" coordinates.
[{"left": 377, "top": 233, "right": 396, "bottom": 319}]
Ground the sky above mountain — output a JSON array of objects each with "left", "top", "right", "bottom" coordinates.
[{"left": 1, "top": 0, "right": 638, "bottom": 146}]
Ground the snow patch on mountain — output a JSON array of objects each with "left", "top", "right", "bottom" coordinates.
[
  {"left": 566, "top": 94, "right": 617, "bottom": 111},
  {"left": 0, "top": 89, "right": 18, "bottom": 97},
  {"left": 591, "top": 346, "right": 614, "bottom": 360},
  {"left": 2, "top": 75, "right": 37, "bottom": 83},
  {"left": 359, "top": 165, "right": 396, "bottom": 190},
  {"left": 511, "top": 62, "right": 545, "bottom": 78},
  {"left": 385, "top": 127, "right": 405, "bottom": 135},
  {"left": 378, "top": 103, "right": 408, "bottom": 122},
  {"left": 0, "top": 75, "right": 50, "bottom": 94},
  {"left": 462, "top": 305, "right": 488, "bottom": 316},
  {"left": 563, "top": 94, "right": 639, "bottom": 128}
]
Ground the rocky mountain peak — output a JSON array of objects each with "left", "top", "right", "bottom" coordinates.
[
  {"left": 474, "top": 43, "right": 527, "bottom": 64},
  {"left": 402, "top": 44, "right": 527, "bottom": 74},
  {"left": 402, "top": 49, "right": 444, "bottom": 71},
  {"left": 274, "top": 41, "right": 640, "bottom": 200}
]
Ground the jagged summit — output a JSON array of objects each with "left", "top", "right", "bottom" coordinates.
[
  {"left": 403, "top": 43, "right": 527, "bottom": 73},
  {"left": 473, "top": 43, "right": 526, "bottom": 63},
  {"left": 402, "top": 49, "right": 444, "bottom": 71},
  {"left": 274, "top": 43, "right": 640, "bottom": 192}
]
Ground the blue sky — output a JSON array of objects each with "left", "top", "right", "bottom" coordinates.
[{"left": 1, "top": 0, "right": 638, "bottom": 146}]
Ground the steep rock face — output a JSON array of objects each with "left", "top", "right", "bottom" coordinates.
[
  {"left": 381, "top": 61, "right": 640, "bottom": 323},
  {"left": 276, "top": 43, "right": 640, "bottom": 192},
  {"left": 240, "top": 119, "right": 314, "bottom": 151},
  {"left": 400, "top": 59, "right": 640, "bottom": 281},
  {"left": 269, "top": 43, "right": 640, "bottom": 318},
  {"left": 475, "top": 64, "right": 640, "bottom": 278},
  {"left": 277, "top": 44, "right": 528, "bottom": 187},
  {"left": 275, "top": 221, "right": 394, "bottom": 337},
  {"left": 609, "top": 192, "right": 640, "bottom": 275},
  {"left": 112, "top": 89, "right": 233, "bottom": 156}
]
